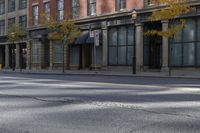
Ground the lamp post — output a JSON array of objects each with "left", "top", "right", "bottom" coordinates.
[
  {"left": 132, "top": 10, "right": 137, "bottom": 74},
  {"left": 11, "top": 32, "right": 15, "bottom": 71}
]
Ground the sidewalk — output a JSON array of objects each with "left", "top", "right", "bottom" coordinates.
[{"left": 1, "top": 68, "right": 200, "bottom": 79}]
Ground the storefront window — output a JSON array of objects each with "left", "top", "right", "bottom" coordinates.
[
  {"left": 197, "top": 43, "right": 200, "bottom": 65},
  {"left": 170, "top": 43, "right": 182, "bottom": 66},
  {"left": 183, "top": 43, "right": 195, "bottom": 66},
  {"left": 71, "top": 46, "right": 79, "bottom": 65},
  {"left": 32, "top": 41, "right": 40, "bottom": 63},
  {"left": 170, "top": 19, "right": 200, "bottom": 67},
  {"left": 108, "top": 25, "right": 135, "bottom": 65},
  {"left": 54, "top": 43, "right": 63, "bottom": 63},
  {"left": 183, "top": 19, "right": 195, "bottom": 42}
]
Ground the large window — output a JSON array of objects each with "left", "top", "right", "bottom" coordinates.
[
  {"left": 19, "top": 0, "right": 27, "bottom": 9},
  {"left": 19, "top": 15, "right": 27, "bottom": 29},
  {"left": 8, "top": 0, "right": 15, "bottom": 12},
  {"left": 32, "top": 41, "right": 40, "bottom": 63},
  {"left": 57, "top": 0, "right": 64, "bottom": 21},
  {"left": 88, "top": 0, "right": 96, "bottom": 16},
  {"left": 54, "top": 42, "right": 63, "bottom": 63},
  {"left": 8, "top": 17, "right": 15, "bottom": 31},
  {"left": 72, "top": 0, "right": 79, "bottom": 18},
  {"left": 0, "top": 0, "right": 5, "bottom": 15},
  {"left": 32, "top": 5, "right": 39, "bottom": 26},
  {"left": 170, "top": 19, "right": 200, "bottom": 66},
  {"left": 0, "top": 20, "right": 5, "bottom": 36},
  {"left": 116, "top": 0, "right": 126, "bottom": 11},
  {"left": 108, "top": 26, "right": 135, "bottom": 65},
  {"left": 44, "top": 2, "right": 50, "bottom": 21}
]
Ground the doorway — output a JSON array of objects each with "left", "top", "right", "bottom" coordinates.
[{"left": 144, "top": 22, "right": 162, "bottom": 69}]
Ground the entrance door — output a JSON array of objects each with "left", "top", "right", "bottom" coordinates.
[
  {"left": 144, "top": 22, "right": 162, "bottom": 69},
  {"left": 149, "top": 41, "right": 162, "bottom": 69},
  {"left": 80, "top": 45, "right": 92, "bottom": 69}
]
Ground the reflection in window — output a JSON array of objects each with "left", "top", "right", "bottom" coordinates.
[
  {"left": 72, "top": 0, "right": 79, "bottom": 18},
  {"left": 57, "top": 0, "right": 64, "bottom": 21},
  {"left": 32, "top": 5, "right": 39, "bottom": 25},
  {"left": 88, "top": 0, "right": 96, "bottom": 16},
  {"left": 108, "top": 26, "right": 135, "bottom": 65},
  {"left": 170, "top": 19, "right": 200, "bottom": 67},
  {"left": 54, "top": 43, "right": 63, "bottom": 63}
]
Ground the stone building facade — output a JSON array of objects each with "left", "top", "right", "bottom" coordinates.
[{"left": 0, "top": 0, "right": 28, "bottom": 70}]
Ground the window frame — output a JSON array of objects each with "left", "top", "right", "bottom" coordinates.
[
  {"left": 108, "top": 25, "right": 135, "bottom": 66},
  {"left": 72, "top": 0, "right": 79, "bottom": 18},
  {"left": 116, "top": 0, "right": 126, "bottom": 11},
  {"left": 19, "top": 15, "right": 27, "bottom": 29},
  {"left": 88, "top": 0, "right": 96, "bottom": 16},
  {"left": 169, "top": 18, "right": 200, "bottom": 67},
  {"left": 8, "top": 0, "right": 15, "bottom": 12},
  {"left": 0, "top": 0, "right": 5, "bottom": 15},
  {"left": 57, "top": 0, "right": 64, "bottom": 21},
  {"left": 32, "top": 5, "right": 39, "bottom": 26},
  {"left": 44, "top": 2, "right": 50, "bottom": 22},
  {"left": 0, "top": 20, "right": 5, "bottom": 36},
  {"left": 19, "top": 0, "right": 27, "bottom": 9}
]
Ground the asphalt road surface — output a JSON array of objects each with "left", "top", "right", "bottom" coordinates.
[{"left": 0, "top": 73, "right": 200, "bottom": 133}]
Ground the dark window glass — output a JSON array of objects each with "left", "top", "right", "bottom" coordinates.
[
  {"left": 8, "top": 0, "right": 15, "bottom": 12},
  {"left": 71, "top": 46, "right": 80, "bottom": 65},
  {"left": 170, "top": 19, "right": 200, "bottom": 67},
  {"left": 197, "top": 43, "right": 200, "bottom": 65},
  {"left": 116, "top": 0, "right": 126, "bottom": 11},
  {"left": 0, "top": 20, "right": 5, "bottom": 36},
  {"left": 19, "top": 15, "right": 27, "bottom": 29},
  {"left": 8, "top": 17, "right": 15, "bottom": 31},
  {"left": 54, "top": 43, "right": 63, "bottom": 63},
  {"left": 19, "top": 0, "right": 27, "bottom": 9},
  {"left": 108, "top": 26, "right": 135, "bottom": 65},
  {"left": 72, "top": 0, "right": 79, "bottom": 18},
  {"left": 0, "top": 0, "right": 5, "bottom": 15}
]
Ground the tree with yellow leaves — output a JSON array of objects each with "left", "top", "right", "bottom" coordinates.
[
  {"left": 8, "top": 24, "right": 26, "bottom": 42},
  {"left": 146, "top": 0, "right": 193, "bottom": 37},
  {"left": 45, "top": 15, "right": 80, "bottom": 72}
]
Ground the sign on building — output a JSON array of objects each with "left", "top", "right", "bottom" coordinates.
[
  {"left": 94, "top": 30, "right": 100, "bottom": 46},
  {"left": 90, "top": 31, "right": 94, "bottom": 38}
]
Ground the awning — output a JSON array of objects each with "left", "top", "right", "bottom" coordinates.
[
  {"left": 75, "top": 31, "right": 89, "bottom": 45},
  {"left": 75, "top": 30, "right": 102, "bottom": 45}
]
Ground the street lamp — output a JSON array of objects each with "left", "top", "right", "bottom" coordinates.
[
  {"left": 11, "top": 32, "right": 15, "bottom": 71},
  {"left": 132, "top": 10, "right": 137, "bottom": 74}
]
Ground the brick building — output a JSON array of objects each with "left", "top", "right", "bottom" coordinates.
[
  {"left": 0, "top": 0, "right": 199, "bottom": 74},
  {"left": 27, "top": 0, "right": 144, "bottom": 71}
]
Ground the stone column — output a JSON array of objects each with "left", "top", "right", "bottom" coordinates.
[
  {"left": 15, "top": 44, "right": 20, "bottom": 69},
  {"left": 26, "top": 41, "right": 31, "bottom": 70},
  {"left": 49, "top": 41, "right": 53, "bottom": 70},
  {"left": 135, "top": 23, "right": 144, "bottom": 72},
  {"left": 5, "top": 45, "right": 9, "bottom": 69},
  {"left": 161, "top": 20, "right": 169, "bottom": 72},
  {"left": 102, "top": 26, "right": 108, "bottom": 69}
]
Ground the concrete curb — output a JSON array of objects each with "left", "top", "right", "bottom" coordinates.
[{"left": 1, "top": 70, "right": 200, "bottom": 80}]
